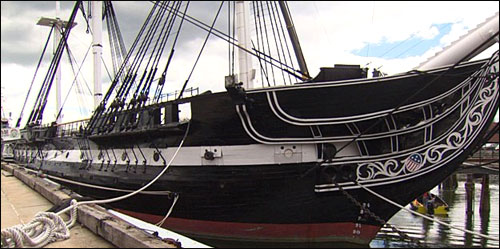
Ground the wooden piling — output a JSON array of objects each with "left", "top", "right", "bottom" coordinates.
[
  {"left": 465, "top": 174, "right": 474, "bottom": 216},
  {"left": 479, "top": 174, "right": 490, "bottom": 215},
  {"left": 441, "top": 173, "right": 458, "bottom": 190},
  {"left": 464, "top": 173, "right": 475, "bottom": 247}
]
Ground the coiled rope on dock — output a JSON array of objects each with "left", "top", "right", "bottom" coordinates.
[
  {"left": 356, "top": 181, "right": 500, "bottom": 241},
  {"left": 1, "top": 122, "right": 190, "bottom": 248},
  {"left": 1, "top": 204, "right": 77, "bottom": 248}
]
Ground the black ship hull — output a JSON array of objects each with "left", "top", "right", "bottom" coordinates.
[
  {"left": 20, "top": 156, "right": 463, "bottom": 246},
  {"left": 11, "top": 52, "right": 500, "bottom": 246}
]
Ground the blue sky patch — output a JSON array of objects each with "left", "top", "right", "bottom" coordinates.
[{"left": 353, "top": 23, "right": 453, "bottom": 59}]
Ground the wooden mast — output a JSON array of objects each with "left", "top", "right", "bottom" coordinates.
[{"left": 278, "top": 1, "right": 310, "bottom": 81}]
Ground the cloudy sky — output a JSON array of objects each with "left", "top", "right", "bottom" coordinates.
[{"left": 1, "top": 1, "right": 498, "bottom": 125}]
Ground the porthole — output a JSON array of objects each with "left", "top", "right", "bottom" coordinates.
[
  {"left": 66, "top": 152, "right": 70, "bottom": 158},
  {"left": 122, "top": 152, "right": 128, "bottom": 161},
  {"left": 153, "top": 151, "right": 160, "bottom": 162}
]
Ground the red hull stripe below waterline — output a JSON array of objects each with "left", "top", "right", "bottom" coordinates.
[{"left": 115, "top": 209, "right": 380, "bottom": 242}]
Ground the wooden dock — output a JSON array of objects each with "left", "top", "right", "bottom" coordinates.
[
  {"left": 458, "top": 148, "right": 499, "bottom": 175},
  {"left": 1, "top": 162, "right": 181, "bottom": 248},
  {"left": 1, "top": 165, "right": 114, "bottom": 248}
]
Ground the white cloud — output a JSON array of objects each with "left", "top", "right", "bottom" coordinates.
[
  {"left": 290, "top": 1, "right": 498, "bottom": 75},
  {"left": 416, "top": 26, "right": 440, "bottom": 40},
  {"left": 439, "top": 22, "right": 468, "bottom": 47}
]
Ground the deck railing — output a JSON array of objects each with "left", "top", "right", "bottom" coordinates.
[{"left": 55, "top": 119, "right": 89, "bottom": 137}]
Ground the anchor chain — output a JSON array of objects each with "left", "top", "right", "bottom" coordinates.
[{"left": 334, "top": 181, "right": 422, "bottom": 246}]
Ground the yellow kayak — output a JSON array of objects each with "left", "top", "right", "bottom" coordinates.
[{"left": 410, "top": 193, "right": 449, "bottom": 215}]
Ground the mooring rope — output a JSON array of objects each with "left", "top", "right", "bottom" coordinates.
[
  {"left": 58, "top": 121, "right": 189, "bottom": 214},
  {"left": 1, "top": 122, "right": 190, "bottom": 248},
  {"left": 155, "top": 193, "right": 180, "bottom": 227},
  {"left": 355, "top": 181, "right": 499, "bottom": 241}
]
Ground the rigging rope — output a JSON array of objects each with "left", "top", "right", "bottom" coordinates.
[
  {"left": 86, "top": 2, "right": 161, "bottom": 132},
  {"left": 152, "top": 1, "right": 237, "bottom": 45},
  {"left": 101, "top": 56, "right": 115, "bottom": 87},
  {"left": 250, "top": 1, "right": 299, "bottom": 86},
  {"left": 87, "top": 0, "right": 307, "bottom": 133},
  {"left": 252, "top": 1, "right": 269, "bottom": 87},
  {"left": 156, "top": 1, "right": 305, "bottom": 82},
  {"left": 269, "top": 1, "right": 295, "bottom": 85},
  {"left": 153, "top": 2, "right": 190, "bottom": 103},
  {"left": 25, "top": 1, "right": 81, "bottom": 127},
  {"left": 258, "top": 1, "right": 278, "bottom": 86},
  {"left": 104, "top": 1, "right": 128, "bottom": 83},
  {"left": 131, "top": 2, "right": 169, "bottom": 101},
  {"left": 177, "top": 1, "right": 224, "bottom": 100},
  {"left": 140, "top": 1, "right": 184, "bottom": 106},
  {"left": 16, "top": 26, "right": 54, "bottom": 128},
  {"left": 55, "top": 42, "right": 93, "bottom": 122}
]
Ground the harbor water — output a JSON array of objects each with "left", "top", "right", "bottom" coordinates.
[{"left": 370, "top": 173, "right": 499, "bottom": 248}]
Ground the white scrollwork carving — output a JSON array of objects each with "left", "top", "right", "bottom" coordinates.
[
  {"left": 423, "top": 73, "right": 497, "bottom": 165},
  {"left": 357, "top": 159, "right": 404, "bottom": 180},
  {"left": 356, "top": 57, "right": 498, "bottom": 181}
]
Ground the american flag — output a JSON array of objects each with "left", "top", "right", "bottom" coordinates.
[{"left": 404, "top": 153, "right": 423, "bottom": 173}]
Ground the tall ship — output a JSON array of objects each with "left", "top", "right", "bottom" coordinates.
[{"left": 6, "top": 1, "right": 499, "bottom": 247}]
